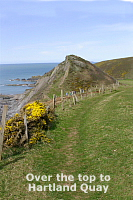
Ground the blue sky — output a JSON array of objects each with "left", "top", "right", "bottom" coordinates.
[{"left": 0, "top": 0, "right": 133, "bottom": 63}]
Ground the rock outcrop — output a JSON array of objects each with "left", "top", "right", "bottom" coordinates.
[{"left": 1, "top": 55, "right": 116, "bottom": 119}]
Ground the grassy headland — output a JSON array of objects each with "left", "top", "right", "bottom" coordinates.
[
  {"left": 0, "top": 83, "right": 133, "bottom": 199},
  {"left": 95, "top": 57, "right": 133, "bottom": 79}
]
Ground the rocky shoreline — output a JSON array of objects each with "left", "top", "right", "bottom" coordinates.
[
  {"left": 7, "top": 76, "right": 39, "bottom": 87},
  {"left": 6, "top": 83, "right": 35, "bottom": 87},
  {"left": 0, "top": 86, "right": 35, "bottom": 123},
  {"left": 9, "top": 76, "right": 40, "bottom": 82},
  {"left": 0, "top": 94, "right": 20, "bottom": 122},
  {"left": 0, "top": 75, "right": 42, "bottom": 122}
]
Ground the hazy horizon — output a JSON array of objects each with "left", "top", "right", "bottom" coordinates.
[{"left": 1, "top": 55, "right": 132, "bottom": 65}]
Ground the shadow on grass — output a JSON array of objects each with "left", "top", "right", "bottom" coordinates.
[
  {"left": 0, "top": 156, "right": 25, "bottom": 170},
  {"left": 0, "top": 113, "right": 59, "bottom": 166},
  {"left": 1, "top": 146, "right": 27, "bottom": 160},
  {"left": 48, "top": 113, "right": 59, "bottom": 131}
]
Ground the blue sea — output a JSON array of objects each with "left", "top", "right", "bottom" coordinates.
[{"left": 0, "top": 63, "right": 58, "bottom": 95}]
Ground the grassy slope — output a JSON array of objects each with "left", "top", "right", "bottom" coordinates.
[
  {"left": 0, "top": 83, "right": 133, "bottom": 199},
  {"left": 119, "top": 79, "right": 133, "bottom": 85},
  {"left": 95, "top": 57, "right": 133, "bottom": 79}
]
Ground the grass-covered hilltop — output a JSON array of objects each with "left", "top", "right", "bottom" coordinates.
[
  {"left": 95, "top": 56, "right": 133, "bottom": 79},
  {"left": 8, "top": 55, "right": 117, "bottom": 117},
  {"left": 0, "top": 55, "right": 133, "bottom": 199},
  {"left": 18, "top": 55, "right": 116, "bottom": 104}
]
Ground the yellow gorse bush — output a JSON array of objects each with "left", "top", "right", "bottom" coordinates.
[
  {"left": 4, "top": 101, "right": 55, "bottom": 147},
  {"left": 29, "top": 131, "right": 51, "bottom": 145},
  {"left": 24, "top": 101, "right": 47, "bottom": 120}
]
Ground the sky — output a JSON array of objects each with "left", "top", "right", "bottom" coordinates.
[{"left": 0, "top": 0, "right": 133, "bottom": 64}]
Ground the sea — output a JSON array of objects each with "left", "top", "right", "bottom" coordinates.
[{"left": 0, "top": 63, "right": 58, "bottom": 95}]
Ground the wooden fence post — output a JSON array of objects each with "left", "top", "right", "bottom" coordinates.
[
  {"left": 115, "top": 81, "right": 119, "bottom": 89},
  {"left": 61, "top": 89, "right": 64, "bottom": 110},
  {"left": 113, "top": 83, "right": 116, "bottom": 90},
  {"left": 24, "top": 112, "right": 28, "bottom": 141},
  {"left": 0, "top": 105, "right": 8, "bottom": 161},
  {"left": 90, "top": 88, "right": 93, "bottom": 97},
  {"left": 73, "top": 95, "right": 76, "bottom": 105},
  {"left": 87, "top": 88, "right": 90, "bottom": 97},
  {"left": 99, "top": 88, "right": 101, "bottom": 94},
  {"left": 86, "top": 88, "right": 88, "bottom": 97},
  {"left": 74, "top": 94, "right": 78, "bottom": 102},
  {"left": 101, "top": 84, "right": 104, "bottom": 94},
  {"left": 110, "top": 86, "right": 112, "bottom": 92},
  {"left": 79, "top": 88, "right": 83, "bottom": 100},
  {"left": 95, "top": 85, "right": 98, "bottom": 93},
  {"left": 53, "top": 94, "right": 56, "bottom": 109},
  {"left": 69, "top": 93, "right": 73, "bottom": 107}
]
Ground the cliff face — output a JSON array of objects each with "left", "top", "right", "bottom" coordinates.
[
  {"left": 58, "top": 55, "right": 116, "bottom": 90},
  {"left": 6, "top": 55, "right": 116, "bottom": 118}
]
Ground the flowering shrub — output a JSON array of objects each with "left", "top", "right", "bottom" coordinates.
[
  {"left": 4, "top": 113, "right": 24, "bottom": 146},
  {"left": 24, "top": 101, "right": 47, "bottom": 121},
  {"left": 4, "top": 101, "right": 55, "bottom": 147},
  {"left": 29, "top": 131, "right": 51, "bottom": 145}
]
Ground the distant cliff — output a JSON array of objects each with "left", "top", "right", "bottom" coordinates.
[
  {"left": 6, "top": 55, "right": 116, "bottom": 117},
  {"left": 25, "top": 55, "right": 116, "bottom": 100}
]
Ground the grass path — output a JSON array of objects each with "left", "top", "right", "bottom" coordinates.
[{"left": 0, "top": 85, "right": 133, "bottom": 199}]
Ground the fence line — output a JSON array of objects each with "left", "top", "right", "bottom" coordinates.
[
  {"left": 0, "top": 82, "right": 119, "bottom": 159},
  {"left": 0, "top": 105, "right": 8, "bottom": 160},
  {"left": 51, "top": 82, "right": 119, "bottom": 111}
]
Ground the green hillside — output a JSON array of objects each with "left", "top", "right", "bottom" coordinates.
[
  {"left": 0, "top": 83, "right": 133, "bottom": 199},
  {"left": 95, "top": 57, "right": 133, "bottom": 79},
  {"left": 21, "top": 55, "right": 116, "bottom": 103}
]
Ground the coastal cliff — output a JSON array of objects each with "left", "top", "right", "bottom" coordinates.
[{"left": 1, "top": 55, "right": 116, "bottom": 120}]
